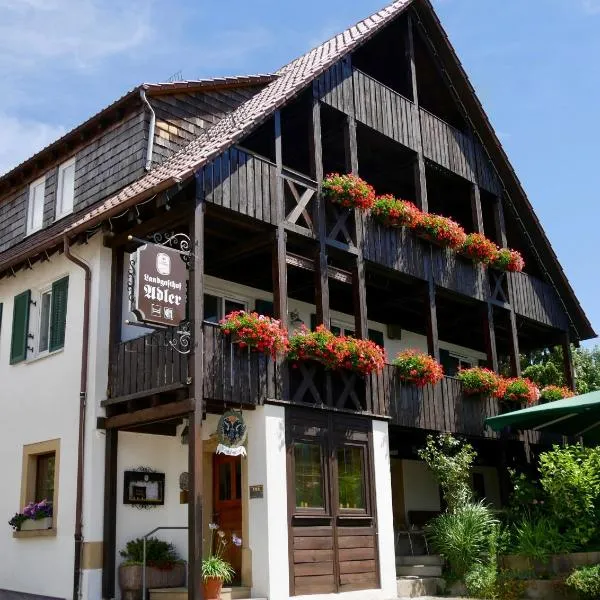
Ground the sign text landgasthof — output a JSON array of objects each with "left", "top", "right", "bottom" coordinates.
[{"left": 133, "top": 243, "right": 187, "bottom": 327}]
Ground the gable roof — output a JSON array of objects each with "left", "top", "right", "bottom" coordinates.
[
  {"left": 0, "top": 74, "right": 276, "bottom": 192},
  {"left": 0, "top": 0, "right": 594, "bottom": 340}
]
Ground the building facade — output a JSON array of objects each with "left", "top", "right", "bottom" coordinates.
[{"left": 0, "top": 1, "right": 594, "bottom": 600}]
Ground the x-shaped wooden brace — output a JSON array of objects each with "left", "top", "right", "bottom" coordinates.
[
  {"left": 336, "top": 370, "right": 363, "bottom": 411},
  {"left": 490, "top": 270, "right": 508, "bottom": 303},
  {"left": 291, "top": 362, "right": 323, "bottom": 405},
  {"left": 284, "top": 179, "right": 315, "bottom": 232},
  {"left": 327, "top": 204, "right": 355, "bottom": 247}
]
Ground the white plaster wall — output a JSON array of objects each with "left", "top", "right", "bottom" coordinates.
[
  {"left": 0, "top": 237, "right": 106, "bottom": 599},
  {"left": 401, "top": 460, "right": 442, "bottom": 516},
  {"left": 245, "top": 405, "right": 289, "bottom": 600}
]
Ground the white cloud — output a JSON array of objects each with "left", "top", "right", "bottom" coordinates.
[
  {"left": 0, "top": 113, "right": 66, "bottom": 177},
  {"left": 0, "top": 0, "right": 154, "bottom": 69}
]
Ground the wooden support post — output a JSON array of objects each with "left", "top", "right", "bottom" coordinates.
[
  {"left": 424, "top": 259, "right": 440, "bottom": 361},
  {"left": 493, "top": 195, "right": 508, "bottom": 247},
  {"left": 406, "top": 14, "right": 428, "bottom": 212},
  {"left": 188, "top": 176, "right": 205, "bottom": 600},
  {"left": 471, "top": 184, "right": 484, "bottom": 234},
  {"left": 312, "top": 94, "right": 330, "bottom": 328},
  {"left": 483, "top": 303, "right": 499, "bottom": 372},
  {"left": 508, "top": 309, "right": 521, "bottom": 377},
  {"left": 561, "top": 332, "right": 576, "bottom": 391},
  {"left": 101, "top": 428, "right": 118, "bottom": 599},
  {"left": 344, "top": 114, "right": 368, "bottom": 339}
]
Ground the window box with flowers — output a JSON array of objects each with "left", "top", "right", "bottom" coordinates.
[
  {"left": 539, "top": 385, "right": 575, "bottom": 403},
  {"left": 9, "top": 500, "right": 53, "bottom": 533},
  {"left": 497, "top": 377, "right": 540, "bottom": 409},
  {"left": 219, "top": 311, "right": 289, "bottom": 358},
  {"left": 414, "top": 213, "right": 467, "bottom": 250},
  {"left": 392, "top": 349, "right": 444, "bottom": 387},
  {"left": 322, "top": 173, "right": 376, "bottom": 211},
  {"left": 457, "top": 367, "right": 501, "bottom": 397},
  {"left": 371, "top": 195, "right": 422, "bottom": 229},
  {"left": 492, "top": 248, "right": 525, "bottom": 273},
  {"left": 460, "top": 233, "right": 499, "bottom": 265}
]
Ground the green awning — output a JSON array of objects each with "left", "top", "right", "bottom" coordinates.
[{"left": 485, "top": 390, "right": 600, "bottom": 444}]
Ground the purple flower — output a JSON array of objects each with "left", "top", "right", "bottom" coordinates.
[{"left": 232, "top": 534, "right": 242, "bottom": 547}]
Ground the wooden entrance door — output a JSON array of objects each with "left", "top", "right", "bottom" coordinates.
[{"left": 213, "top": 454, "right": 242, "bottom": 583}]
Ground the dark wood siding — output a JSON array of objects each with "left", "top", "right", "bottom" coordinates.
[
  {"left": 0, "top": 188, "right": 28, "bottom": 253},
  {"left": 314, "top": 61, "right": 354, "bottom": 116},
  {"left": 152, "top": 86, "right": 264, "bottom": 165},
  {"left": 431, "top": 246, "right": 486, "bottom": 301}
]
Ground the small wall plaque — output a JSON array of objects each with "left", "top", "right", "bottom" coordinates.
[{"left": 249, "top": 484, "right": 264, "bottom": 499}]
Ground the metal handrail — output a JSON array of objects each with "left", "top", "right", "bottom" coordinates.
[{"left": 142, "top": 526, "right": 188, "bottom": 600}]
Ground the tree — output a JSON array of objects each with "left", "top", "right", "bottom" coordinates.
[{"left": 521, "top": 344, "right": 600, "bottom": 395}]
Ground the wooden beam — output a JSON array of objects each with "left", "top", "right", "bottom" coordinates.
[
  {"left": 189, "top": 175, "right": 205, "bottom": 600},
  {"left": 471, "top": 184, "right": 484, "bottom": 234},
  {"left": 104, "top": 399, "right": 193, "bottom": 429},
  {"left": 285, "top": 252, "right": 353, "bottom": 284},
  {"left": 311, "top": 94, "right": 330, "bottom": 328},
  {"left": 101, "top": 428, "right": 118, "bottom": 598},
  {"left": 508, "top": 310, "right": 521, "bottom": 377},
  {"left": 493, "top": 195, "right": 508, "bottom": 247},
  {"left": 483, "top": 303, "right": 499, "bottom": 372},
  {"left": 424, "top": 256, "right": 440, "bottom": 361},
  {"left": 561, "top": 332, "right": 575, "bottom": 391}
]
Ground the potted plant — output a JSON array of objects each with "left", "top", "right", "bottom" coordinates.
[
  {"left": 492, "top": 248, "right": 525, "bottom": 272},
  {"left": 539, "top": 385, "right": 575, "bottom": 403},
  {"left": 392, "top": 349, "right": 444, "bottom": 387},
  {"left": 460, "top": 233, "right": 498, "bottom": 265},
  {"left": 118, "top": 537, "right": 186, "bottom": 600},
  {"left": 337, "top": 336, "right": 386, "bottom": 376},
  {"left": 202, "top": 524, "right": 239, "bottom": 600},
  {"left": 457, "top": 367, "right": 501, "bottom": 396},
  {"left": 414, "top": 213, "right": 467, "bottom": 250},
  {"left": 8, "top": 499, "right": 52, "bottom": 532},
  {"left": 322, "top": 173, "right": 376, "bottom": 210},
  {"left": 371, "top": 194, "right": 422, "bottom": 229},
  {"left": 220, "top": 310, "right": 289, "bottom": 358},
  {"left": 497, "top": 377, "right": 540, "bottom": 408}
]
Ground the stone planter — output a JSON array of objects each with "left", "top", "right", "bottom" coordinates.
[
  {"left": 118, "top": 562, "right": 186, "bottom": 600},
  {"left": 20, "top": 517, "right": 52, "bottom": 531}
]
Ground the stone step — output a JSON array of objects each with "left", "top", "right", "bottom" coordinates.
[
  {"left": 396, "top": 555, "right": 443, "bottom": 567},
  {"left": 396, "top": 576, "right": 445, "bottom": 598},
  {"left": 396, "top": 565, "right": 443, "bottom": 577},
  {"left": 149, "top": 587, "right": 263, "bottom": 600}
]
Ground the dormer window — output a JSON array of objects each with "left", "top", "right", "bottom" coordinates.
[
  {"left": 27, "top": 176, "right": 45, "bottom": 235},
  {"left": 56, "top": 158, "right": 75, "bottom": 219}
]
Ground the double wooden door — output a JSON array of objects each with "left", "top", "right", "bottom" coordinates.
[{"left": 213, "top": 454, "right": 242, "bottom": 583}]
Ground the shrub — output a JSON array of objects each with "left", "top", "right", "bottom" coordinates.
[
  {"left": 427, "top": 502, "right": 499, "bottom": 580},
  {"left": 493, "top": 248, "right": 525, "bottom": 272},
  {"left": 371, "top": 194, "right": 422, "bottom": 228},
  {"left": 322, "top": 173, "right": 376, "bottom": 210},
  {"left": 461, "top": 233, "right": 499, "bottom": 265},
  {"left": 513, "top": 516, "right": 575, "bottom": 564},
  {"left": 457, "top": 367, "right": 501, "bottom": 396},
  {"left": 539, "top": 385, "right": 575, "bottom": 403},
  {"left": 220, "top": 311, "right": 289, "bottom": 358},
  {"left": 419, "top": 434, "right": 476, "bottom": 512},
  {"left": 393, "top": 349, "right": 444, "bottom": 387},
  {"left": 565, "top": 565, "right": 600, "bottom": 599},
  {"left": 119, "top": 537, "right": 181, "bottom": 569},
  {"left": 497, "top": 377, "right": 540, "bottom": 406},
  {"left": 414, "top": 213, "right": 467, "bottom": 249}
]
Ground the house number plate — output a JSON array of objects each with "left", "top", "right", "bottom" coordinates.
[{"left": 249, "top": 485, "right": 264, "bottom": 499}]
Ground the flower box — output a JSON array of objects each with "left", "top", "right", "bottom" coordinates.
[
  {"left": 540, "top": 385, "right": 575, "bottom": 403},
  {"left": 414, "top": 213, "right": 467, "bottom": 250},
  {"left": 322, "top": 173, "right": 376, "bottom": 211},
  {"left": 220, "top": 311, "right": 288, "bottom": 358},
  {"left": 119, "top": 562, "right": 187, "bottom": 600},
  {"left": 460, "top": 233, "right": 498, "bottom": 265},
  {"left": 457, "top": 367, "right": 501, "bottom": 396},
  {"left": 20, "top": 516, "right": 52, "bottom": 531},
  {"left": 371, "top": 195, "right": 422, "bottom": 229},
  {"left": 493, "top": 248, "right": 525, "bottom": 272},
  {"left": 392, "top": 349, "right": 444, "bottom": 387},
  {"left": 497, "top": 377, "right": 540, "bottom": 407}
]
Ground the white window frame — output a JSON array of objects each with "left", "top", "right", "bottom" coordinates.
[
  {"left": 203, "top": 288, "right": 248, "bottom": 323},
  {"left": 55, "top": 157, "right": 76, "bottom": 219},
  {"left": 27, "top": 176, "right": 46, "bottom": 235}
]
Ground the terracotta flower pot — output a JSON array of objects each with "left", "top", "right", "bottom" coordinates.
[{"left": 203, "top": 577, "right": 224, "bottom": 600}]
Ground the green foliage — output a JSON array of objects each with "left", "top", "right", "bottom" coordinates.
[
  {"left": 565, "top": 565, "right": 600, "bottom": 599},
  {"left": 464, "top": 524, "right": 499, "bottom": 599},
  {"left": 427, "top": 501, "right": 499, "bottom": 580},
  {"left": 201, "top": 555, "right": 235, "bottom": 583},
  {"left": 513, "top": 516, "right": 575, "bottom": 564},
  {"left": 418, "top": 433, "right": 476, "bottom": 513},
  {"left": 495, "top": 571, "right": 528, "bottom": 600},
  {"left": 538, "top": 444, "right": 600, "bottom": 547},
  {"left": 522, "top": 361, "right": 563, "bottom": 389},
  {"left": 573, "top": 346, "right": 600, "bottom": 395},
  {"left": 8, "top": 512, "right": 28, "bottom": 531},
  {"left": 119, "top": 537, "right": 181, "bottom": 569}
]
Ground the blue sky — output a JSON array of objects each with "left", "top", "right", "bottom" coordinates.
[{"left": 1, "top": 0, "right": 598, "bottom": 344}]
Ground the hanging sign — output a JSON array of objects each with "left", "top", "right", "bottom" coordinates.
[
  {"left": 134, "top": 243, "right": 187, "bottom": 327},
  {"left": 216, "top": 410, "right": 248, "bottom": 457}
]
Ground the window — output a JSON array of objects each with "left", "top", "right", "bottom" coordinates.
[
  {"left": 56, "top": 158, "right": 76, "bottom": 218},
  {"left": 10, "top": 276, "right": 69, "bottom": 364},
  {"left": 203, "top": 293, "right": 246, "bottom": 323},
  {"left": 440, "top": 348, "right": 475, "bottom": 377},
  {"left": 337, "top": 445, "right": 366, "bottom": 510},
  {"left": 294, "top": 442, "right": 324, "bottom": 509},
  {"left": 27, "top": 176, "right": 45, "bottom": 234},
  {"left": 18, "top": 439, "right": 60, "bottom": 536}
]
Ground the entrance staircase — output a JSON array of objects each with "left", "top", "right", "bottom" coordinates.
[
  {"left": 396, "top": 555, "right": 445, "bottom": 598},
  {"left": 149, "top": 587, "right": 265, "bottom": 600}
]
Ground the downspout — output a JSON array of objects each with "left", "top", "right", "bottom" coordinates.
[
  {"left": 64, "top": 235, "right": 92, "bottom": 600},
  {"left": 140, "top": 88, "right": 156, "bottom": 171}
]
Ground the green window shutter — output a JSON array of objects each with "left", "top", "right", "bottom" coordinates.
[
  {"left": 10, "top": 290, "right": 31, "bottom": 364},
  {"left": 49, "top": 276, "right": 69, "bottom": 352},
  {"left": 368, "top": 329, "right": 384, "bottom": 347}
]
